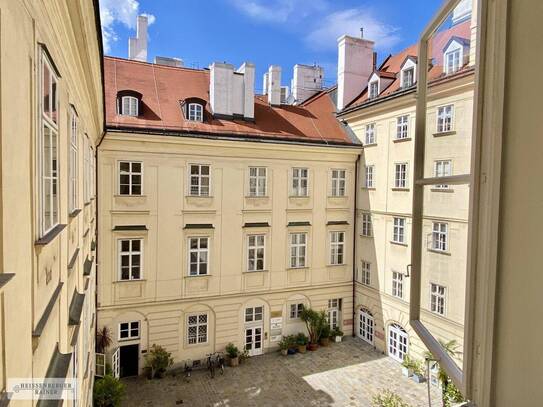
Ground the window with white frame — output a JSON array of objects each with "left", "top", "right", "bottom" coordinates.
[
  {"left": 330, "top": 231, "right": 345, "bottom": 265},
  {"left": 445, "top": 48, "right": 461, "bottom": 74},
  {"left": 84, "top": 136, "right": 90, "bottom": 202},
  {"left": 365, "top": 165, "right": 375, "bottom": 188},
  {"left": 120, "top": 96, "right": 138, "bottom": 116},
  {"left": 369, "top": 81, "right": 379, "bottom": 99},
  {"left": 430, "top": 283, "right": 446, "bottom": 315},
  {"left": 119, "top": 161, "right": 142, "bottom": 195},
  {"left": 187, "top": 313, "right": 208, "bottom": 344},
  {"left": 247, "top": 234, "right": 265, "bottom": 271},
  {"left": 119, "top": 321, "right": 140, "bottom": 340},
  {"left": 327, "top": 298, "right": 342, "bottom": 329},
  {"left": 89, "top": 145, "right": 95, "bottom": 199},
  {"left": 361, "top": 213, "right": 373, "bottom": 237},
  {"left": 249, "top": 167, "right": 267, "bottom": 197},
  {"left": 39, "top": 50, "right": 59, "bottom": 236},
  {"left": 292, "top": 167, "right": 308, "bottom": 196},
  {"left": 393, "top": 217, "right": 406, "bottom": 244},
  {"left": 289, "top": 303, "right": 304, "bottom": 319},
  {"left": 361, "top": 260, "right": 371, "bottom": 285},
  {"left": 189, "top": 164, "right": 210, "bottom": 196},
  {"left": 434, "top": 160, "right": 452, "bottom": 189},
  {"left": 245, "top": 306, "right": 263, "bottom": 323},
  {"left": 118, "top": 239, "right": 142, "bottom": 280},
  {"left": 394, "top": 163, "right": 408, "bottom": 188},
  {"left": 69, "top": 109, "right": 78, "bottom": 212},
  {"left": 188, "top": 103, "right": 203, "bottom": 122},
  {"left": 437, "top": 105, "right": 454, "bottom": 133},
  {"left": 396, "top": 115, "right": 409, "bottom": 139},
  {"left": 188, "top": 237, "right": 209, "bottom": 276},
  {"left": 432, "top": 222, "right": 448, "bottom": 252},
  {"left": 401, "top": 67, "right": 415, "bottom": 88},
  {"left": 365, "top": 123, "right": 376, "bottom": 145},
  {"left": 392, "top": 271, "right": 404, "bottom": 298},
  {"left": 331, "top": 169, "right": 346, "bottom": 197},
  {"left": 289, "top": 233, "right": 307, "bottom": 268}
]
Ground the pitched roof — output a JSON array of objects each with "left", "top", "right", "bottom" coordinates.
[
  {"left": 345, "top": 21, "right": 472, "bottom": 110},
  {"left": 104, "top": 57, "right": 357, "bottom": 146}
]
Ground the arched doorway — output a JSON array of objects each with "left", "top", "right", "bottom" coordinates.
[
  {"left": 388, "top": 323, "right": 408, "bottom": 363},
  {"left": 358, "top": 308, "right": 374, "bottom": 345}
]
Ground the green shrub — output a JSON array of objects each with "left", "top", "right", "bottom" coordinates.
[
  {"left": 320, "top": 324, "right": 331, "bottom": 340},
  {"left": 225, "top": 343, "right": 239, "bottom": 358},
  {"left": 300, "top": 307, "right": 327, "bottom": 344},
  {"left": 93, "top": 374, "right": 125, "bottom": 407},
  {"left": 278, "top": 336, "right": 290, "bottom": 350},
  {"left": 296, "top": 332, "right": 309, "bottom": 345},
  {"left": 144, "top": 344, "right": 173, "bottom": 378},
  {"left": 330, "top": 327, "right": 343, "bottom": 337},
  {"left": 371, "top": 390, "right": 411, "bottom": 407}
]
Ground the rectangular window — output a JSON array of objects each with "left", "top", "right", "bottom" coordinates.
[
  {"left": 90, "top": 146, "right": 95, "bottom": 199},
  {"left": 187, "top": 314, "right": 208, "bottom": 345},
  {"left": 245, "top": 306, "right": 263, "bottom": 323},
  {"left": 121, "top": 96, "right": 138, "bottom": 116},
  {"left": 434, "top": 160, "right": 452, "bottom": 189},
  {"left": 289, "top": 233, "right": 307, "bottom": 268},
  {"left": 119, "top": 161, "right": 142, "bottom": 195},
  {"left": 432, "top": 222, "right": 448, "bottom": 252},
  {"left": 39, "top": 50, "right": 59, "bottom": 236},
  {"left": 188, "top": 237, "right": 209, "bottom": 276},
  {"left": 292, "top": 168, "right": 308, "bottom": 196},
  {"left": 188, "top": 103, "right": 203, "bottom": 122},
  {"left": 189, "top": 164, "right": 210, "bottom": 196},
  {"left": 249, "top": 167, "right": 267, "bottom": 197},
  {"left": 361, "top": 213, "right": 373, "bottom": 237},
  {"left": 327, "top": 299, "right": 341, "bottom": 329},
  {"left": 430, "top": 283, "right": 446, "bottom": 315},
  {"left": 289, "top": 303, "right": 304, "bottom": 319},
  {"left": 365, "top": 123, "right": 376, "bottom": 145},
  {"left": 392, "top": 271, "right": 404, "bottom": 298},
  {"left": 365, "top": 165, "right": 375, "bottom": 188},
  {"left": 445, "top": 49, "right": 461, "bottom": 74},
  {"left": 83, "top": 136, "right": 89, "bottom": 202},
  {"left": 118, "top": 239, "right": 142, "bottom": 280},
  {"left": 369, "top": 81, "right": 379, "bottom": 99},
  {"left": 330, "top": 231, "right": 345, "bottom": 265},
  {"left": 247, "top": 235, "right": 265, "bottom": 271},
  {"left": 69, "top": 109, "right": 78, "bottom": 212},
  {"left": 331, "top": 169, "right": 346, "bottom": 197},
  {"left": 394, "top": 163, "right": 408, "bottom": 188},
  {"left": 393, "top": 217, "right": 406, "bottom": 244},
  {"left": 402, "top": 67, "right": 415, "bottom": 88},
  {"left": 361, "top": 261, "right": 371, "bottom": 285},
  {"left": 396, "top": 115, "right": 409, "bottom": 139},
  {"left": 437, "top": 105, "right": 454, "bottom": 133},
  {"left": 119, "top": 321, "right": 140, "bottom": 340}
]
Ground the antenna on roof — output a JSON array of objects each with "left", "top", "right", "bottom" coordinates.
[{"left": 360, "top": 27, "right": 364, "bottom": 39}]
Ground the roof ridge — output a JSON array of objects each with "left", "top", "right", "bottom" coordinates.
[{"left": 104, "top": 55, "right": 208, "bottom": 73}]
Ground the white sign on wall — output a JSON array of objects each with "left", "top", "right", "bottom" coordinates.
[{"left": 270, "top": 317, "right": 283, "bottom": 342}]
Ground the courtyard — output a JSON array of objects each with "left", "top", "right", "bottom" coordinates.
[{"left": 121, "top": 337, "right": 441, "bottom": 407}]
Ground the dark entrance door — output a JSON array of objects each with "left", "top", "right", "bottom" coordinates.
[{"left": 119, "top": 344, "right": 139, "bottom": 377}]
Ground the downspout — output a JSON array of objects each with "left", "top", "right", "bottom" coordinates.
[
  {"left": 352, "top": 153, "right": 360, "bottom": 337},
  {"left": 95, "top": 130, "right": 106, "bottom": 343}
]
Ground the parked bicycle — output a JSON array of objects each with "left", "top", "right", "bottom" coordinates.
[
  {"left": 183, "top": 359, "right": 193, "bottom": 383},
  {"left": 206, "top": 352, "right": 225, "bottom": 378}
]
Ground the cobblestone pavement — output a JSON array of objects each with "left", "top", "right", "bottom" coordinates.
[{"left": 121, "top": 337, "right": 441, "bottom": 407}]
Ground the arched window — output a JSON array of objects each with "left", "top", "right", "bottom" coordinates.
[
  {"left": 117, "top": 90, "right": 142, "bottom": 117},
  {"left": 181, "top": 97, "right": 207, "bottom": 122},
  {"left": 388, "top": 323, "right": 408, "bottom": 363}
]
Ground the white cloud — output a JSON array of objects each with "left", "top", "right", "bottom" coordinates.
[
  {"left": 229, "top": 0, "right": 328, "bottom": 23},
  {"left": 99, "top": 0, "right": 156, "bottom": 53},
  {"left": 305, "top": 8, "right": 401, "bottom": 52}
]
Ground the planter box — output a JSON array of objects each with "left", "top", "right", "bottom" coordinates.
[
  {"left": 412, "top": 373, "right": 426, "bottom": 383},
  {"left": 402, "top": 366, "right": 414, "bottom": 377},
  {"left": 229, "top": 356, "right": 239, "bottom": 367},
  {"left": 319, "top": 337, "right": 330, "bottom": 347},
  {"left": 297, "top": 344, "right": 307, "bottom": 354},
  {"left": 334, "top": 336, "right": 342, "bottom": 343}
]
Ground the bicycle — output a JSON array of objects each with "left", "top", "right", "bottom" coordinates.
[
  {"left": 183, "top": 359, "right": 193, "bottom": 383},
  {"left": 206, "top": 353, "right": 216, "bottom": 378},
  {"left": 206, "top": 352, "right": 225, "bottom": 378}
]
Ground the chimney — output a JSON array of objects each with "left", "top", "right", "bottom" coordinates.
[
  {"left": 280, "top": 86, "right": 290, "bottom": 104},
  {"left": 128, "top": 15, "right": 148, "bottom": 62},
  {"left": 262, "top": 72, "right": 269, "bottom": 95},
  {"left": 291, "top": 64, "right": 324, "bottom": 104},
  {"left": 154, "top": 56, "right": 184, "bottom": 67},
  {"left": 267, "top": 65, "right": 281, "bottom": 106},
  {"left": 337, "top": 35, "right": 374, "bottom": 111},
  {"left": 210, "top": 61, "right": 255, "bottom": 120}
]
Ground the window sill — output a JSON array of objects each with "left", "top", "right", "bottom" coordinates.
[
  {"left": 114, "top": 194, "right": 146, "bottom": 198},
  {"left": 114, "top": 279, "right": 146, "bottom": 283},
  {"left": 430, "top": 188, "right": 455, "bottom": 193},
  {"left": 184, "top": 274, "right": 211, "bottom": 278},
  {"left": 288, "top": 195, "right": 310, "bottom": 199},
  {"left": 393, "top": 137, "right": 412, "bottom": 143},
  {"left": 69, "top": 208, "right": 82, "bottom": 218},
  {"left": 360, "top": 234, "right": 373, "bottom": 238},
  {"left": 245, "top": 195, "right": 269, "bottom": 199},
  {"left": 362, "top": 187, "right": 376, "bottom": 191},
  {"left": 363, "top": 142, "right": 377, "bottom": 147},
  {"left": 433, "top": 130, "right": 456, "bottom": 137},
  {"left": 287, "top": 266, "right": 309, "bottom": 271},
  {"left": 186, "top": 195, "right": 213, "bottom": 198},
  {"left": 118, "top": 337, "right": 140, "bottom": 342},
  {"left": 243, "top": 269, "right": 269, "bottom": 274},
  {"left": 35, "top": 224, "right": 67, "bottom": 246},
  {"left": 428, "top": 249, "right": 451, "bottom": 256},
  {"left": 327, "top": 263, "right": 346, "bottom": 268},
  {"left": 327, "top": 195, "right": 348, "bottom": 199},
  {"left": 390, "top": 241, "right": 408, "bottom": 247},
  {"left": 84, "top": 201, "right": 92, "bottom": 207},
  {"left": 391, "top": 188, "right": 410, "bottom": 192}
]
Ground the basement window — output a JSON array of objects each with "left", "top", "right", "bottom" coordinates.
[{"left": 117, "top": 90, "right": 142, "bottom": 117}]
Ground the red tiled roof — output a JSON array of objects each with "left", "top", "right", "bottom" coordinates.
[
  {"left": 104, "top": 57, "right": 356, "bottom": 146},
  {"left": 346, "top": 21, "right": 472, "bottom": 109}
]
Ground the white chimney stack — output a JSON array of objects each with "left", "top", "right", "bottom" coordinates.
[
  {"left": 262, "top": 72, "right": 269, "bottom": 95},
  {"left": 267, "top": 65, "right": 281, "bottom": 106},
  {"left": 291, "top": 64, "right": 324, "bottom": 104},
  {"left": 337, "top": 35, "right": 374, "bottom": 111},
  {"left": 128, "top": 15, "right": 148, "bottom": 62},
  {"left": 210, "top": 62, "right": 255, "bottom": 120}
]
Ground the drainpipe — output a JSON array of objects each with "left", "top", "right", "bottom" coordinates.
[
  {"left": 352, "top": 153, "right": 360, "bottom": 337},
  {"left": 94, "top": 129, "right": 106, "bottom": 343}
]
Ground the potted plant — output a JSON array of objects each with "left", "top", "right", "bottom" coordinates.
[
  {"left": 239, "top": 348, "right": 249, "bottom": 364},
  {"left": 144, "top": 344, "right": 173, "bottom": 379},
  {"left": 287, "top": 335, "right": 297, "bottom": 355},
  {"left": 278, "top": 337, "right": 289, "bottom": 356},
  {"left": 401, "top": 355, "right": 415, "bottom": 377},
  {"left": 93, "top": 374, "right": 125, "bottom": 407},
  {"left": 371, "top": 389, "right": 411, "bottom": 407},
  {"left": 331, "top": 327, "right": 344, "bottom": 343},
  {"left": 296, "top": 333, "right": 308, "bottom": 353},
  {"left": 411, "top": 359, "right": 426, "bottom": 383},
  {"left": 300, "top": 307, "right": 326, "bottom": 350},
  {"left": 319, "top": 324, "right": 331, "bottom": 347},
  {"left": 225, "top": 343, "right": 240, "bottom": 367}
]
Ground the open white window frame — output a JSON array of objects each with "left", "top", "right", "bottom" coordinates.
[{"left": 410, "top": 0, "right": 506, "bottom": 402}]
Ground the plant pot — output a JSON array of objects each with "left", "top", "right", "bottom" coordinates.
[
  {"left": 297, "top": 344, "right": 307, "bottom": 354},
  {"left": 319, "top": 337, "right": 330, "bottom": 347},
  {"left": 280, "top": 348, "right": 288, "bottom": 356},
  {"left": 334, "top": 336, "right": 342, "bottom": 343},
  {"left": 401, "top": 366, "right": 414, "bottom": 377},
  {"left": 412, "top": 373, "right": 426, "bottom": 383},
  {"left": 229, "top": 356, "right": 239, "bottom": 367},
  {"left": 308, "top": 343, "right": 319, "bottom": 351},
  {"left": 144, "top": 366, "right": 153, "bottom": 380},
  {"left": 287, "top": 347, "right": 297, "bottom": 355}
]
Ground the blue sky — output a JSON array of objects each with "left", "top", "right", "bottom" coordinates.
[{"left": 100, "top": 0, "right": 444, "bottom": 92}]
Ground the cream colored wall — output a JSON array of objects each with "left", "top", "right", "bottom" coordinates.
[
  {"left": 97, "top": 134, "right": 359, "bottom": 367},
  {"left": 345, "top": 75, "right": 474, "bottom": 364},
  {"left": 0, "top": 0, "right": 102, "bottom": 405}
]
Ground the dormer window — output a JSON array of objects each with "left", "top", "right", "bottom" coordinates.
[
  {"left": 181, "top": 97, "right": 207, "bottom": 123},
  {"left": 445, "top": 48, "right": 461, "bottom": 74},
  {"left": 117, "top": 90, "right": 142, "bottom": 117},
  {"left": 369, "top": 81, "right": 379, "bottom": 99},
  {"left": 402, "top": 67, "right": 415, "bottom": 88},
  {"left": 442, "top": 37, "right": 469, "bottom": 75},
  {"left": 399, "top": 56, "right": 417, "bottom": 89}
]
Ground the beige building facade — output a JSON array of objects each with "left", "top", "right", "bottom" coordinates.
[{"left": 0, "top": 0, "right": 103, "bottom": 405}]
